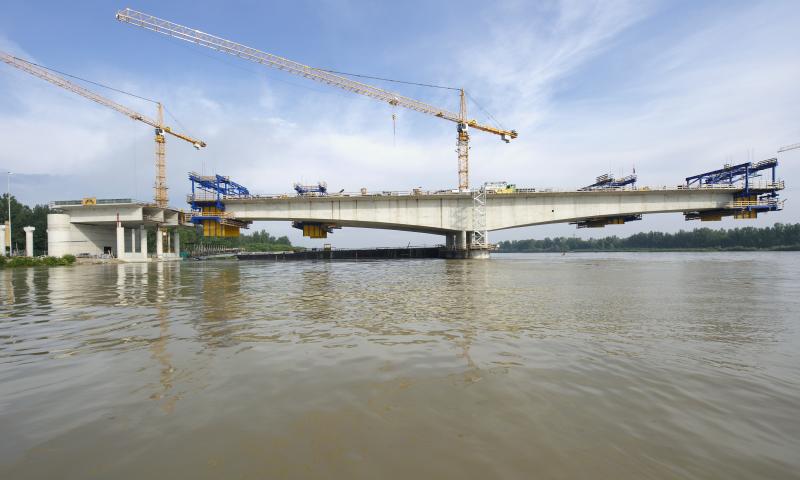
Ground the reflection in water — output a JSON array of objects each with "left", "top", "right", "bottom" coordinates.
[
  {"left": 0, "top": 253, "right": 799, "bottom": 479},
  {"left": 149, "top": 262, "right": 178, "bottom": 413}
]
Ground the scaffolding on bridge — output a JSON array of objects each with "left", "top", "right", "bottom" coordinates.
[
  {"left": 683, "top": 158, "right": 784, "bottom": 221},
  {"left": 187, "top": 172, "right": 251, "bottom": 237},
  {"left": 580, "top": 173, "right": 637, "bottom": 191}
]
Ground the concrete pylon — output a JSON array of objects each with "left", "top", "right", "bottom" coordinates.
[
  {"left": 140, "top": 225, "right": 148, "bottom": 259},
  {"left": 23, "top": 226, "right": 35, "bottom": 257},
  {"left": 156, "top": 228, "right": 164, "bottom": 258},
  {"left": 0, "top": 225, "right": 5, "bottom": 256},
  {"left": 173, "top": 229, "right": 180, "bottom": 257},
  {"left": 116, "top": 222, "right": 125, "bottom": 259}
]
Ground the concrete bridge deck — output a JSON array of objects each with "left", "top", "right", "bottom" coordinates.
[{"left": 217, "top": 185, "right": 776, "bottom": 235}]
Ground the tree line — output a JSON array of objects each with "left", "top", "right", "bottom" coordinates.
[
  {"left": 497, "top": 223, "right": 800, "bottom": 252},
  {"left": 1, "top": 194, "right": 49, "bottom": 254},
  {"left": 184, "top": 228, "right": 295, "bottom": 252}
]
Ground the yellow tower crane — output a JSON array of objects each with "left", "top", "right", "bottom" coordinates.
[
  {"left": 115, "top": 8, "right": 516, "bottom": 192},
  {"left": 0, "top": 50, "right": 206, "bottom": 208}
]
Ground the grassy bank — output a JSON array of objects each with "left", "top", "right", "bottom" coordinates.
[{"left": 0, "top": 254, "right": 76, "bottom": 268}]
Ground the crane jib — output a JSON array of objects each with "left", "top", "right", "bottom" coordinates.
[{"left": 115, "top": 8, "right": 516, "bottom": 141}]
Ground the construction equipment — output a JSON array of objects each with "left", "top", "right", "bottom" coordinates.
[
  {"left": 580, "top": 173, "right": 637, "bottom": 191},
  {"left": 683, "top": 158, "right": 784, "bottom": 221},
  {"left": 187, "top": 172, "right": 251, "bottom": 237},
  {"left": 0, "top": 50, "right": 206, "bottom": 208},
  {"left": 484, "top": 181, "right": 517, "bottom": 194},
  {"left": 571, "top": 215, "right": 642, "bottom": 229},
  {"left": 292, "top": 221, "right": 340, "bottom": 239},
  {"left": 115, "top": 8, "right": 517, "bottom": 192},
  {"left": 294, "top": 182, "right": 328, "bottom": 196}
]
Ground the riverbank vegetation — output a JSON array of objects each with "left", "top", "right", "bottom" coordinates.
[
  {"left": 1, "top": 194, "right": 49, "bottom": 255},
  {"left": 0, "top": 254, "right": 76, "bottom": 268},
  {"left": 497, "top": 223, "right": 800, "bottom": 252},
  {"left": 181, "top": 228, "right": 297, "bottom": 253}
]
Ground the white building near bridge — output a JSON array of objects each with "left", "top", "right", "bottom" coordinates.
[{"left": 47, "top": 198, "right": 182, "bottom": 261}]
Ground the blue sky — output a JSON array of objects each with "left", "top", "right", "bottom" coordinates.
[{"left": 1, "top": 0, "right": 798, "bottom": 247}]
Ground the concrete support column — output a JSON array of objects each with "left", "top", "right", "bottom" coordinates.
[
  {"left": 445, "top": 233, "right": 454, "bottom": 249},
  {"left": 456, "top": 231, "right": 467, "bottom": 250},
  {"left": 131, "top": 228, "right": 137, "bottom": 253},
  {"left": 156, "top": 228, "right": 164, "bottom": 258},
  {"left": 23, "top": 226, "right": 35, "bottom": 257},
  {"left": 173, "top": 229, "right": 180, "bottom": 257},
  {"left": 116, "top": 223, "right": 125, "bottom": 259},
  {"left": 140, "top": 225, "right": 148, "bottom": 259},
  {"left": 466, "top": 231, "right": 474, "bottom": 248},
  {"left": 0, "top": 225, "right": 6, "bottom": 256}
]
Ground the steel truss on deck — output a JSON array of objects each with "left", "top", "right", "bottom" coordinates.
[
  {"left": 187, "top": 172, "right": 251, "bottom": 229},
  {"left": 683, "top": 158, "right": 784, "bottom": 220},
  {"left": 580, "top": 173, "right": 637, "bottom": 191}
]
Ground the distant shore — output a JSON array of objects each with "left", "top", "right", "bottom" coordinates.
[{"left": 497, "top": 246, "right": 800, "bottom": 253}]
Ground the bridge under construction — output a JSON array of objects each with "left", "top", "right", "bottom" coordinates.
[
  {"left": 0, "top": 8, "right": 790, "bottom": 260},
  {"left": 182, "top": 158, "right": 784, "bottom": 259}
]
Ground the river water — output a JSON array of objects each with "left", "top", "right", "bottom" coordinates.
[{"left": 1, "top": 253, "right": 799, "bottom": 479}]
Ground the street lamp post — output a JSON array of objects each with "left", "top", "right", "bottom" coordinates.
[{"left": 6, "top": 171, "right": 11, "bottom": 257}]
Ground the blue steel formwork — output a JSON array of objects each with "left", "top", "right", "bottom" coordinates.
[
  {"left": 187, "top": 172, "right": 252, "bottom": 232},
  {"left": 293, "top": 182, "right": 328, "bottom": 196},
  {"left": 189, "top": 172, "right": 250, "bottom": 212},
  {"left": 685, "top": 158, "right": 777, "bottom": 192},
  {"left": 684, "top": 158, "right": 782, "bottom": 214}
]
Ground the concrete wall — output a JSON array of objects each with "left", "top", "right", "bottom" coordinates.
[
  {"left": 48, "top": 214, "right": 118, "bottom": 257},
  {"left": 223, "top": 189, "right": 737, "bottom": 233}
]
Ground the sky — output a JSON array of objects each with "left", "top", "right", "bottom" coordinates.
[{"left": 1, "top": 0, "right": 799, "bottom": 247}]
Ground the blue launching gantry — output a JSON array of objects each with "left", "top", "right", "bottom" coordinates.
[
  {"left": 572, "top": 172, "right": 640, "bottom": 228},
  {"left": 187, "top": 172, "right": 252, "bottom": 237},
  {"left": 683, "top": 158, "right": 784, "bottom": 221}
]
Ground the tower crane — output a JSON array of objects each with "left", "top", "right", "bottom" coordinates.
[
  {"left": 115, "top": 8, "right": 517, "bottom": 192},
  {"left": 0, "top": 50, "right": 206, "bottom": 208}
]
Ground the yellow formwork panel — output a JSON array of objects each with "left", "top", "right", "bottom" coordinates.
[
  {"left": 700, "top": 214, "right": 723, "bottom": 221},
  {"left": 201, "top": 220, "right": 240, "bottom": 237},
  {"left": 303, "top": 224, "right": 327, "bottom": 239},
  {"left": 734, "top": 210, "right": 757, "bottom": 220}
]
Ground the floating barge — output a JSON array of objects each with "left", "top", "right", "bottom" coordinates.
[{"left": 237, "top": 246, "right": 444, "bottom": 261}]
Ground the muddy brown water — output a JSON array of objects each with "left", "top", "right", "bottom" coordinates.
[{"left": 1, "top": 253, "right": 799, "bottom": 479}]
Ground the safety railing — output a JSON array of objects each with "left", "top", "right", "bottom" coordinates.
[
  {"left": 726, "top": 199, "right": 783, "bottom": 208},
  {"left": 177, "top": 181, "right": 786, "bottom": 204},
  {"left": 679, "top": 180, "right": 784, "bottom": 190}
]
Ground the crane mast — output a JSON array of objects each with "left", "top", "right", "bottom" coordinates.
[
  {"left": 115, "top": 8, "right": 516, "bottom": 191},
  {"left": 0, "top": 50, "right": 206, "bottom": 207}
]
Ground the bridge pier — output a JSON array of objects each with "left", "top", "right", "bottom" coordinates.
[
  {"left": 438, "top": 230, "right": 491, "bottom": 259},
  {"left": 457, "top": 231, "right": 467, "bottom": 249}
]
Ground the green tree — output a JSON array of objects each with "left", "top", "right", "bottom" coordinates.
[{"left": 0, "top": 194, "right": 50, "bottom": 255}]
